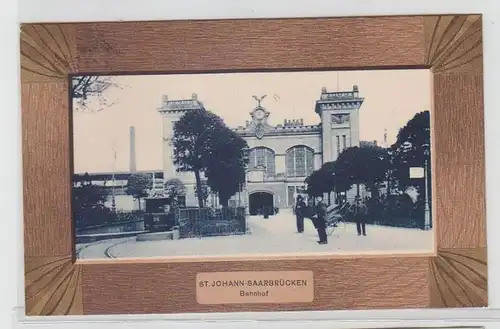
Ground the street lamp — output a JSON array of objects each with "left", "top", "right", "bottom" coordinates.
[
  {"left": 386, "top": 148, "right": 393, "bottom": 197},
  {"left": 111, "top": 143, "right": 117, "bottom": 213},
  {"left": 422, "top": 143, "right": 431, "bottom": 230}
]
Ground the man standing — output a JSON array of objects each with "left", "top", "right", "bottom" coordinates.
[
  {"left": 353, "top": 196, "right": 368, "bottom": 236},
  {"left": 314, "top": 196, "right": 328, "bottom": 244},
  {"left": 295, "top": 195, "right": 306, "bottom": 233}
]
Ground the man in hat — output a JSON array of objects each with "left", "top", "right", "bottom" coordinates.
[
  {"left": 314, "top": 196, "right": 328, "bottom": 244},
  {"left": 352, "top": 196, "right": 368, "bottom": 236},
  {"left": 295, "top": 195, "right": 306, "bottom": 233}
]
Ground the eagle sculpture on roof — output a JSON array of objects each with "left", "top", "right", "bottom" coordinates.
[{"left": 252, "top": 94, "right": 267, "bottom": 106}]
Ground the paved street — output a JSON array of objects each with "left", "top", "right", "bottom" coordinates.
[{"left": 77, "top": 209, "right": 434, "bottom": 259}]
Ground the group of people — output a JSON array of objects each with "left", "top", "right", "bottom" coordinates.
[{"left": 294, "top": 195, "right": 369, "bottom": 245}]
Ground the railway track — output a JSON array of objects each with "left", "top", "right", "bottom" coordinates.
[{"left": 103, "top": 238, "right": 134, "bottom": 259}]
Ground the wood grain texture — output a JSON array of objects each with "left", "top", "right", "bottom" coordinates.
[
  {"left": 74, "top": 17, "right": 425, "bottom": 74},
  {"left": 25, "top": 256, "right": 83, "bottom": 315},
  {"left": 429, "top": 248, "right": 487, "bottom": 307},
  {"left": 81, "top": 257, "right": 429, "bottom": 314},
  {"left": 431, "top": 45, "right": 485, "bottom": 250},
  {"left": 21, "top": 24, "right": 78, "bottom": 82},
  {"left": 424, "top": 15, "right": 486, "bottom": 307},
  {"left": 20, "top": 15, "right": 487, "bottom": 316},
  {"left": 22, "top": 82, "right": 73, "bottom": 257},
  {"left": 424, "top": 15, "right": 482, "bottom": 74}
]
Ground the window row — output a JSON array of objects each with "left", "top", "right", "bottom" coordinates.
[{"left": 248, "top": 146, "right": 315, "bottom": 178}]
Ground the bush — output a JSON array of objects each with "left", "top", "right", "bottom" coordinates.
[
  {"left": 74, "top": 205, "right": 114, "bottom": 230},
  {"left": 384, "top": 194, "right": 414, "bottom": 217},
  {"left": 115, "top": 211, "right": 144, "bottom": 222}
]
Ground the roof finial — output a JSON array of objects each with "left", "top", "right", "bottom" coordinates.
[{"left": 252, "top": 94, "right": 267, "bottom": 107}]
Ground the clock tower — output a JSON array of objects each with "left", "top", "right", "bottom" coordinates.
[
  {"left": 248, "top": 95, "right": 271, "bottom": 139},
  {"left": 315, "top": 85, "right": 364, "bottom": 162}
]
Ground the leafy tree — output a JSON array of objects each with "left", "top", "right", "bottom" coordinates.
[
  {"left": 172, "top": 109, "right": 224, "bottom": 207},
  {"left": 195, "top": 180, "right": 211, "bottom": 207},
  {"left": 305, "top": 161, "right": 336, "bottom": 203},
  {"left": 172, "top": 109, "right": 249, "bottom": 207},
  {"left": 390, "top": 111, "right": 431, "bottom": 202},
  {"left": 335, "top": 145, "right": 390, "bottom": 198},
  {"left": 126, "top": 173, "right": 153, "bottom": 211},
  {"left": 72, "top": 173, "right": 111, "bottom": 229},
  {"left": 72, "top": 76, "right": 121, "bottom": 111},
  {"left": 203, "top": 127, "right": 249, "bottom": 207},
  {"left": 361, "top": 145, "right": 391, "bottom": 199},
  {"left": 164, "top": 178, "right": 186, "bottom": 208}
]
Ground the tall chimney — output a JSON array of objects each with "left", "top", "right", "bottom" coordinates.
[{"left": 129, "top": 126, "right": 137, "bottom": 172}]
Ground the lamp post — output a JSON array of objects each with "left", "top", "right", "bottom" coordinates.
[
  {"left": 111, "top": 143, "right": 117, "bottom": 213},
  {"left": 422, "top": 143, "right": 431, "bottom": 230},
  {"left": 238, "top": 183, "right": 241, "bottom": 206},
  {"left": 386, "top": 149, "right": 392, "bottom": 197},
  {"left": 245, "top": 172, "right": 250, "bottom": 215}
]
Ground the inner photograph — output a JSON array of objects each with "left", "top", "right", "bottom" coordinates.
[{"left": 72, "top": 69, "right": 434, "bottom": 260}]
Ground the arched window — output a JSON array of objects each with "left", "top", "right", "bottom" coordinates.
[
  {"left": 248, "top": 147, "right": 276, "bottom": 177},
  {"left": 286, "top": 146, "right": 314, "bottom": 177}
]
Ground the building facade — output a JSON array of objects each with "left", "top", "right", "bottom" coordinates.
[{"left": 158, "top": 86, "right": 365, "bottom": 212}]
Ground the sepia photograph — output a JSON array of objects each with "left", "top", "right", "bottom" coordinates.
[{"left": 72, "top": 69, "right": 434, "bottom": 260}]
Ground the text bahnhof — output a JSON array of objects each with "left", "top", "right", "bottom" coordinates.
[{"left": 200, "top": 279, "right": 308, "bottom": 288}]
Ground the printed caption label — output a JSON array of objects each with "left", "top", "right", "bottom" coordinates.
[{"left": 196, "top": 271, "right": 314, "bottom": 304}]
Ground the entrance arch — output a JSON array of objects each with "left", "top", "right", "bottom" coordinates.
[{"left": 249, "top": 192, "right": 274, "bottom": 216}]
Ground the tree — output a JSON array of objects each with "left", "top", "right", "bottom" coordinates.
[
  {"left": 172, "top": 109, "right": 225, "bottom": 207},
  {"left": 361, "top": 145, "right": 391, "bottom": 200},
  {"left": 390, "top": 111, "right": 431, "bottom": 201},
  {"left": 203, "top": 127, "right": 249, "bottom": 207},
  {"left": 72, "top": 76, "right": 121, "bottom": 111},
  {"left": 305, "top": 161, "right": 336, "bottom": 203},
  {"left": 164, "top": 178, "right": 186, "bottom": 208},
  {"left": 194, "top": 180, "right": 210, "bottom": 207},
  {"left": 72, "top": 173, "right": 110, "bottom": 228},
  {"left": 172, "top": 109, "right": 249, "bottom": 208},
  {"left": 335, "top": 145, "right": 390, "bottom": 198},
  {"left": 126, "top": 173, "right": 153, "bottom": 211}
]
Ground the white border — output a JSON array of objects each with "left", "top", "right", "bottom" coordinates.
[
  {"left": 16, "top": 0, "right": 493, "bottom": 22},
  {"left": 6, "top": 0, "right": 500, "bottom": 328}
]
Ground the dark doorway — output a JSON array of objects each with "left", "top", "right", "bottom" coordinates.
[{"left": 249, "top": 192, "right": 274, "bottom": 216}]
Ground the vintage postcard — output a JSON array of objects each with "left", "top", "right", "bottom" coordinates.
[
  {"left": 21, "top": 15, "right": 485, "bottom": 315},
  {"left": 72, "top": 69, "right": 434, "bottom": 260}
]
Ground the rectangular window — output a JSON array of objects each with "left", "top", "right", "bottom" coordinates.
[
  {"left": 267, "top": 152, "right": 276, "bottom": 177},
  {"left": 249, "top": 150, "right": 256, "bottom": 168},
  {"left": 295, "top": 147, "right": 305, "bottom": 177},
  {"left": 286, "top": 150, "right": 295, "bottom": 177},
  {"left": 256, "top": 148, "right": 265, "bottom": 167},
  {"left": 336, "top": 135, "right": 340, "bottom": 156},
  {"left": 306, "top": 151, "right": 314, "bottom": 176},
  {"left": 342, "top": 135, "right": 347, "bottom": 151}
]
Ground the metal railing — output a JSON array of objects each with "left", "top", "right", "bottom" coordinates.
[{"left": 177, "top": 207, "right": 247, "bottom": 238}]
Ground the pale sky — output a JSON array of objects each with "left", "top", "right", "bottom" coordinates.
[{"left": 72, "top": 70, "right": 432, "bottom": 174}]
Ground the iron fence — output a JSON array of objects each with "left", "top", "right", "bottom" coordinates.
[{"left": 177, "top": 207, "right": 247, "bottom": 238}]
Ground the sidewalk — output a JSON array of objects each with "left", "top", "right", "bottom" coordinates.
[{"left": 100, "top": 210, "right": 434, "bottom": 259}]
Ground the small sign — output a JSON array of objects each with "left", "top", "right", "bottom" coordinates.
[
  {"left": 196, "top": 271, "right": 314, "bottom": 304},
  {"left": 409, "top": 167, "right": 425, "bottom": 179}
]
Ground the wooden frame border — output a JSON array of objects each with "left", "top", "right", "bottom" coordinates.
[{"left": 21, "top": 15, "right": 486, "bottom": 316}]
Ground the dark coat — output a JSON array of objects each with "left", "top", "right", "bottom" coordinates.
[
  {"left": 295, "top": 200, "right": 306, "bottom": 218},
  {"left": 314, "top": 202, "right": 327, "bottom": 228},
  {"left": 353, "top": 203, "right": 368, "bottom": 221}
]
